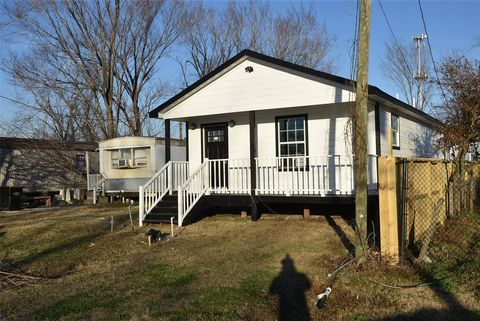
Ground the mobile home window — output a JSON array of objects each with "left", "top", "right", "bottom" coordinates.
[
  {"left": 391, "top": 114, "right": 400, "bottom": 147},
  {"left": 133, "top": 148, "right": 148, "bottom": 167},
  {"left": 276, "top": 115, "right": 308, "bottom": 169},
  {"left": 111, "top": 147, "right": 148, "bottom": 168}
]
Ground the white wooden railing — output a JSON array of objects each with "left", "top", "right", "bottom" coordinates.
[
  {"left": 177, "top": 159, "right": 209, "bottom": 226},
  {"left": 92, "top": 173, "right": 107, "bottom": 204},
  {"left": 255, "top": 155, "right": 377, "bottom": 196},
  {"left": 88, "top": 174, "right": 103, "bottom": 191},
  {"left": 168, "top": 155, "right": 378, "bottom": 226},
  {"left": 139, "top": 161, "right": 189, "bottom": 226},
  {"left": 208, "top": 158, "right": 251, "bottom": 194},
  {"left": 170, "top": 161, "right": 190, "bottom": 194}
]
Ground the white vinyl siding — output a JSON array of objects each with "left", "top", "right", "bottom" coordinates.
[
  {"left": 162, "top": 58, "right": 355, "bottom": 119},
  {"left": 187, "top": 113, "right": 250, "bottom": 173},
  {"left": 378, "top": 106, "right": 439, "bottom": 158}
]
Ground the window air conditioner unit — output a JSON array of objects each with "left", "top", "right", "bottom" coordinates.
[{"left": 118, "top": 159, "right": 129, "bottom": 168}]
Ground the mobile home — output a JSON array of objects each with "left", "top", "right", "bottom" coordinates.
[{"left": 93, "top": 136, "right": 186, "bottom": 197}]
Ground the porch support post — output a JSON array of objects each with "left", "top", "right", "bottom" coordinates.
[
  {"left": 165, "top": 119, "right": 171, "bottom": 163},
  {"left": 249, "top": 111, "right": 259, "bottom": 221},
  {"left": 185, "top": 121, "right": 189, "bottom": 162}
]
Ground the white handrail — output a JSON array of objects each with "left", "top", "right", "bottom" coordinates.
[
  {"left": 92, "top": 173, "right": 107, "bottom": 204},
  {"left": 139, "top": 161, "right": 189, "bottom": 227},
  {"left": 178, "top": 159, "right": 209, "bottom": 226},
  {"left": 207, "top": 158, "right": 250, "bottom": 194},
  {"left": 255, "top": 155, "right": 378, "bottom": 196}
]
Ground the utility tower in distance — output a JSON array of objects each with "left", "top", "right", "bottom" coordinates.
[{"left": 413, "top": 34, "right": 428, "bottom": 110}]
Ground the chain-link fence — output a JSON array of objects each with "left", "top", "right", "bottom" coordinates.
[{"left": 397, "top": 158, "right": 480, "bottom": 275}]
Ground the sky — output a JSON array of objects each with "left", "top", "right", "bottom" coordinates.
[{"left": 0, "top": 0, "right": 479, "bottom": 125}]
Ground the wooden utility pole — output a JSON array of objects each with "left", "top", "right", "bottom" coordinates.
[{"left": 354, "top": 0, "right": 371, "bottom": 260}]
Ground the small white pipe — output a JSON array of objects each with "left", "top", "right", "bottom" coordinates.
[
  {"left": 170, "top": 216, "right": 174, "bottom": 237},
  {"left": 139, "top": 186, "right": 144, "bottom": 227}
]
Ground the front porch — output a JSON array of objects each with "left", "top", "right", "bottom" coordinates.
[{"left": 139, "top": 155, "right": 378, "bottom": 226}]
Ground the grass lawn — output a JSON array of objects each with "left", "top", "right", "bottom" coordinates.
[{"left": 0, "top": 204, "right": 479, "bottom": 321}]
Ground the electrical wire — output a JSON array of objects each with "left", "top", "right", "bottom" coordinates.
[
  {"left": 417, "top": 0, "right": 448, "bottom": 102},
  {"left": 377, "top": 0, "right": 418, "bottom": 88}
]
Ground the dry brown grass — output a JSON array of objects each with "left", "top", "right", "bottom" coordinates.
[{"left": 0, "top": 205, "right": 478, "bottom": 321}]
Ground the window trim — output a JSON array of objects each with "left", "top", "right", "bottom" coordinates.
[
  {"left": 74, "top": 154, "right": 86, "bottom": 173},
  {"left": 391, "top": 113, "right": 400, "bottom": 149},
  {"left": 111, "top": 147, "right": 148, "bottom": 169},
  {"left": 275, "top": 114, "right": 309, "bottom": 171}
]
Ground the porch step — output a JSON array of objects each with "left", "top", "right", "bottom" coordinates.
[
  {"left": 143, "top": 193, "right": 178, "bottom": 224},
  {"left": 143, "top": 212, "right": 178, "bottom": 224}
]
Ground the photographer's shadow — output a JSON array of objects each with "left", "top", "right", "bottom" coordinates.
[{"left": 269, "top": 254, "right": 311, "bottom": 321}]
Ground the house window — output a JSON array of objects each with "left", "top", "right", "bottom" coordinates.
[
  {"left": 276, "top": 115, "right": 308, "bottom": 169},
  {"left": 75, "top": 154, "right": 86, "bottom": 172},
  {"left": 391, "top": 114, "right": 400, "bottom": 148},
  {"left": 112, "top": 147, "right": 148, "bottom": 168}
]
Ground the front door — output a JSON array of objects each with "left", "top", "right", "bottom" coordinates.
[{"left": 204, "top": 124, "right": 228, "bottom": 189}]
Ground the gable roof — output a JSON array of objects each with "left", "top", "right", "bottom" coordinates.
[{"left": 149, "top": 49, "right": 439, "bottom": 125}]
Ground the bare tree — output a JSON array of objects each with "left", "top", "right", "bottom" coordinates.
[
  {"left": 117, "top": 0, "right": 190, "bottom": 136},
  {"left": 3, "top": 0, "right": 190, "bottom": 141},
  {"left": 380, "top": 39, "right": 433, "bottom": 110},
  {"left": 179, "top": 1, "right": 335, "bottom": 85},
  {"left": 436, "top": 56, "right": 480, "bottom": 161},
  {"left": 435, "top": 56, "right": 480, "bottom": 215}
]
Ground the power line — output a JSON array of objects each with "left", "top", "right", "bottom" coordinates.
[
  {"left": 417, "top": 0, "right": 448, "bottom": 102},
  {"left": 0, "top": 94, "right": 93, "bottom": 122},
  {"left": 377, "top": 0, "right": 417, "bottom": 82}
]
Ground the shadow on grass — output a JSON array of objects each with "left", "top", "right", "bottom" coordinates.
[
  {"left": 269, "top": 254, "right": 311, "bottom": 321},
  {"left": 375, "top": 263, "right": 480, "bottom": 321},
  {"left": 375, "top": 307, "right": 480, "bottom": 321},
  {"left": 326, "top": 215, "right": 354, "bottom": 255}
]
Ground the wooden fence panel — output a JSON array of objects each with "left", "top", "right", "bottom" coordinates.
[{"left": 378, "top": 156, "right": 399, "bottom": 262}]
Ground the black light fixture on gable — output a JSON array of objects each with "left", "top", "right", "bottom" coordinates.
[
  {"left": 245, "top": 66, "right": 254, "bottom": 73},
  {"left": 188, "top": 123, "right": 196, "bottom": 130},
  {"left": 228, "top": 120, "right": 235, "bottom": 127}
]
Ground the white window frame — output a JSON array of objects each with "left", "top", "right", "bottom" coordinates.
[
  {"left": 276, "top": 115, "right": 308, "bottom": 170},
  {"left": 111, "top": 147, "right": 148, "bottom": 169},
  {"left": 391, "top": 114, "right": 400, "bottom": 148}
]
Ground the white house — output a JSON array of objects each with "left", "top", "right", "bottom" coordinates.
[
  {"left": 140, "top": 50, "right": 440, "bottom": 226},
  {"left": 91, "top": 136, "right": 186, "bottom": 200}
]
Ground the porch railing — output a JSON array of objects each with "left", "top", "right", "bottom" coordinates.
[
  {"left": 208, "top": 158, "right": 251, "bottom": 194},
  {"left": 88, "top": 174, "right": 103, "bottom": 191},
  {"left": 168, "top": 155, "right": 378, "bottom": 226},
  {"left": 139, "top": 161, "right": 189, "bottom": 226},
  {"left": 255, "top": 155, "right": 378, "bottom": 196},
  {"left": 178, "top": 159, "right": 209, "bottom": 226},
  {"left": 92, "top": 173, "right": 107, "bottom": 204}
]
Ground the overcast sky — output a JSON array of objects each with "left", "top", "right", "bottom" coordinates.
[{"left": 0, "top": 0, "right": 479, "bottom": 126}]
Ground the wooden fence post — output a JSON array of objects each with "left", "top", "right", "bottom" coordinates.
[{"left": 378, "top": 156, "right": 399, "bottom": 263}]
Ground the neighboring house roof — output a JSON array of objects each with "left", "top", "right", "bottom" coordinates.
[
  {"left": 0, "top": 137, "right": 98, "bottom": 151},
  {"left": 98, "top": 136, "right": 186, "bottom": 149},
  {"left": 149, "top": 49, "right": 440, "bottom": 125}
]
